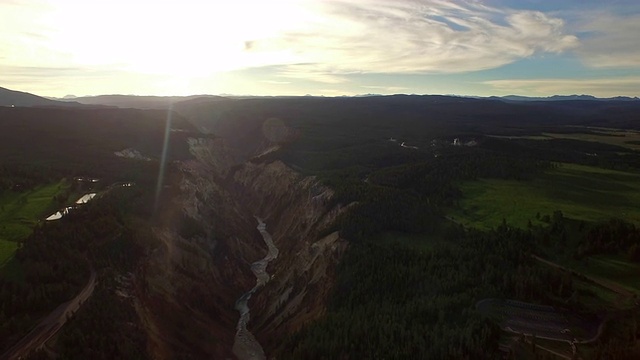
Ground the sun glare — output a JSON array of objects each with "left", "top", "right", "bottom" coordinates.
[{"left": 39, "top": 0, "right": 315, "bottom": 78}]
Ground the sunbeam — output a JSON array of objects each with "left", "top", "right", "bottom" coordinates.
[{"left": 154, "top": 103, "right": 173, "bottom": 213}]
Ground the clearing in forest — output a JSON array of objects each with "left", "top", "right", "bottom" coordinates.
[
  {"left": 0, "top": 180, "right": 68, "bottom": 267},
  {"left": 448, "top": 163, "right": 640, "bottom": 229},
  {"left": 491, "top": 127, "right": 640, "bottom": 151}
]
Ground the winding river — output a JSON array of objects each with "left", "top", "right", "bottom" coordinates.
[{"left": 232, "top": 217, "right": 279, "bottom": 360}]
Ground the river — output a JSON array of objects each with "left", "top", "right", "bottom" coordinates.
[
  {"left": 45, "top": 192, "right": 98, "bottom": 221},
  {"left": 232, "top": 217, "right": 279, "bottom": 360}
]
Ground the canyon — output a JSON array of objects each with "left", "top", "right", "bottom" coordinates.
[{"left": 134, "top": 116, "right": 349, "bottom": 359}]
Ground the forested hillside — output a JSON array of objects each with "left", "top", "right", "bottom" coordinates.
[
  {"left": 226, "top": 96, "right": 640, "bottom": 359},
  {"left": 2, "top": 95, "right": 640, "bottom": 359}
]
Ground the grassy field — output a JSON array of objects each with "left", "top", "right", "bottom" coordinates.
[
  {"left": 448, "top": 163, "right": 640, "bottom": 229},
  {"left": 0, "top": 239, "right": 17, "bottom": 266},
  {"left": 0, "top": 180, "right": 68, "bottom": 269},
  {"left": 491, "top": 127, "right": 640, "bottom": 151},
  {"left": 543, "top": 127, "right": 640, "bottom": 151}
]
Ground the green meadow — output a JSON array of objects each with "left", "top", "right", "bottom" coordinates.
[
  {"left": 448, "top": 163, "right": 640, "bottom": 229},
  {"left": 0, "top": 180, "right": 68, "bottom": 268},
  {"left": 543, "top": 127, "right": 640, "bottom": 151},
  {"left": 0, "top": 239, "right": 17, "bottom": 266},
  {"left": 491, "top": 127, "right": 640, "bottom": 151}
]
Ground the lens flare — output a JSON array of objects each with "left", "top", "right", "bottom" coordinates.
[{"left": 154, "top": 103, "right": 173, "bottom": 213}]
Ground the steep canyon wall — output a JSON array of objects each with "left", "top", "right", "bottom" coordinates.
[{"left": 136, "top": 118, "right": 347, "bottom": 359}]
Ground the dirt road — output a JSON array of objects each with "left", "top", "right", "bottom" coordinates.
[
  {"left": 532, "top": 255, "right": 635, "bottom": 299},
  {"left": 0, "top": 268, "right": 97, "bottom": 360},
  {"left": 532, "top": 254, "right": 627, "bottom": 344}
]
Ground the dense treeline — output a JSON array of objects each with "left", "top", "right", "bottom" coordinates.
[
  {"left": 273, "top": 109, "right": 640, "bottom": 358},
  {"left": 4, "top": 95, "right": 640, "bottom": 358},
  {"left": 325, "top": 148, "right": 552, "bottom": 241},
  {"left": 0, "top": 105, "right": 196, "bottom": 188},
  {"left": 51, "top": 187, "right": 156, "bottom": 359},
  {"left": 54, "top": 272, "right": 149, "bottom": 360},
  {"left": 492, "top": 137, "right": 640, "bottom": 172},
  {"left": 0, "top": 103, "right": 189, "bottom": 357},
  {"left": 285, "top": 194, "right": 640, "bottom": 359},
  {"left": 0, "top": 222, "right": 89, "bottom": 348},
  {"left": 281, "top": 212, "right": 640, "bottom": 358},
  {"left": 575, "top": 219, "right": 640, "bottom": 262},
  {"left": 0, "top": 185, "right": 149, "bottom": 354},
  {"left": 278, "top": 224, "right": 581, "bottom": 359},
  {"left": 0, "top": 164, "right": 67, "bottom": 192}
]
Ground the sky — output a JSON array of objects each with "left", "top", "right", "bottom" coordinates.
[{"left": 1, "top": 0, "right": 640, "bottom": 97}]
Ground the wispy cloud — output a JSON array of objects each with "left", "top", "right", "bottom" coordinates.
[
  {"left": 484, "top": 77, "right": 640, "bottom": 97},
  {"left": 6, "top": 0, "right": 637, "bottom": 96},
  {"left": 247, "top": 0, "right": 578, "bottom": 82},
  {"left": 362, "top": 85, "right": 409, "bottom": 92},
  {"left": 575, "top": 12, "right": 640, "bottom": 68},
  {"left": 260, "top": 80, "right": 291, "bottom": 85},
  {"left": 0, "top": 64, "right": 167, "bottom": 96},
  {"left": 276, "top": 64, "right": 350, "bottom": 84}
]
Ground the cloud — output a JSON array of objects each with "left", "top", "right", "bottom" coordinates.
[
  {"left": 275, "top": 64, "right": 349, "bottom": 84},
  {"left": 0, "top": 64, "right": 164, "bottom": 96},
  {"left": 0, "top": 0, "right": 588, "bottom": 94},
  {"left": 575, "top": 13, "right": 640, "bottom": 68},
  {"left": 260, "top": 80, "right": 291, "bottom": 85},
  {"left": 362, "top": 85, "right": 410, "bottom": 92},
  {"left": 246, "top": 0, "right": 578, "bottom": 81},
  {"left": 484, "top": 77, "right": 640, "bottom": 97}
]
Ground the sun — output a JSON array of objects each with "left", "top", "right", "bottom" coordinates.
[{"left": 42, "top": 0, "right": 312, "bottom": 77}]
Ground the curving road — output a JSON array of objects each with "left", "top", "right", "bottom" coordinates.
[
  {"left": 532, "top": 255, "right": 630, "bottom": 347},
  {"left": 532, "top": 255, "right": 635, "bottom": 300},
  {"left": 232, "top": 217, "right": 279, "bottom": 360},
  {"left": 0, "top": 268, "right": 97, "bottom": 360}
]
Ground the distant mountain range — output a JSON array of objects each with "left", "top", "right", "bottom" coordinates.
[
  {"left": 2, "top": 86, "right": 639, "bottom": 109},
  {"left": 489, "top": 94, "right": 640, "bottom": 102},
  {"left": 51, "top": 94, "right": 228, "bottom": 109},
  {"left": 0, "top": 87, "right": 79, "bottom": 107},
  {"left": 0, "top": 87, "right": 227, "bottom": 109},
  {"left": 353, "top": 94, "right": 640, "bottom": 101}
]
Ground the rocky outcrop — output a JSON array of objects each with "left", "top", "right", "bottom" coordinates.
[{"left": 136, "top": 120, "right": 347, "bottom": 359}]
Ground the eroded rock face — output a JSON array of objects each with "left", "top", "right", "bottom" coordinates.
[
  {"left": 229, "top": 160, "right": 349, "bottom": 352},
  {"left": 137, "top": 120, "right": 347, "bottom": 359}
]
